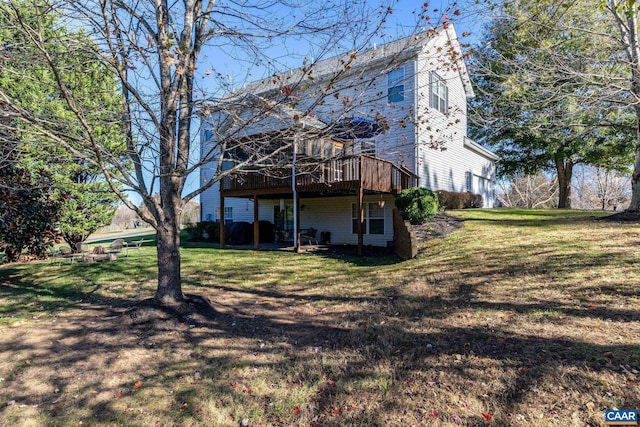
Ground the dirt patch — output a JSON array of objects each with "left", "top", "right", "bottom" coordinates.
[
  {"left": 412, "top": 212, "right": 464, "bottom": 243},
  {"left": 123, "top": 294, "right": 218, "bottom": 329},
  {"left": 318, "top": 213, "right": 464, "bottom": 258}
]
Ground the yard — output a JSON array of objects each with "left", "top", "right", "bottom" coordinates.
[{"left": 0, "top": 209, "right": 638, "bottom": 426}]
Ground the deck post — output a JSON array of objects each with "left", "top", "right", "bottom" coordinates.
[
  {"left": 295, "top": 195, "right": 301, "bottom": 252},
  {"left": 220, "top": 194, "right": 225, "bottom": 248},
  {"left": 253, "top": 195, "right": 260, "bottom": 250},
  {"left": 293, "top": 134, "right": 301, "bottom": 253},
  {"left": 357, "top": 157, "right": 364, "bottom": 256}
]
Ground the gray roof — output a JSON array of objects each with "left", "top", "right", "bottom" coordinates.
[{"left": 237, "top": 24, "right": 473, "bottom": 99}]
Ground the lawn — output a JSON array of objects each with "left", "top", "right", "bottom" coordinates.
[{"left": 0, "top": 209, "right": 638, "bottom": 426}]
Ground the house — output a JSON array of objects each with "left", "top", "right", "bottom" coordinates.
[{"left": 199, "top": 25, "right": 498, "bottom": 253}]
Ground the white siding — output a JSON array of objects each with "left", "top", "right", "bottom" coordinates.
[
  {"left": 245, "top": 195, "right": 395, "bottom": 245},
  {"left": 412, "top": 37, "right": 497, "bottom": 208},
  {"left": 291, "top": 59, "right": 418, "bottom": 168},
  {"left": 199, "top": 26, "right": 498, "bottom": 244}
]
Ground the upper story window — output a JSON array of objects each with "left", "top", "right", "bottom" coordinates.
[
  {"left": 387, "top": 67, "right": 405, "bottom": 103},
  {"left": 430, "top": 72, "right": 448, "bottom": 114}
]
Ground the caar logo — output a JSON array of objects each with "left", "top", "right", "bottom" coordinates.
[{"left": 605, "top": 410, "right": 638, "bottom": 425}]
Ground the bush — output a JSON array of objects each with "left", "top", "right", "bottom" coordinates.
[
  {"left": 436, "top": 191, "right": 484, "bottom": 210},
  {"left": 395, "top": 187, "right": 439, "bottom": 225}
]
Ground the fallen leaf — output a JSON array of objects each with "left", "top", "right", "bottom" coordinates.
[
  {"left": 453, "top": 414, "right": 462, "bottom": 424},
  {"left": 293, "top": 406, "right": 301, "bottom": 415},
  {"left": 518, "top": 367, "right": 527, "bottom": 374},
  {"left": 227, "top": 415, "right": 234, "bottom": 421},
  {"left": 431, "top": 410, "right": 439, "bottom": 417},
  {"left": 179, "top": 402, "right": 188, "bottom": 411},
  {"left": 134, "top": 380, "right": 143, "bottom": 389},
  {"left": 244, "top": 387, "right": 252, "bottom": 394},
  {"left": 231, "top": 381, "right": 237, "bottom": 389},
  {"left": 332, "top": 407, "right": 340, "bottom": 414},
  {"left": 113, "top": 392, "right": 122, "bottom": 399},
  {"left": 497, "top": 338, "right": 506, "bottom": 343},
  {"left": 481, "top": 412, "right": 492, "bottom": 421}
]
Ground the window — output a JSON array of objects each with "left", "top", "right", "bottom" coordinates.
[
  {"left": 215, "top": 207, "right": 233, "bottom": 224},
  {"left": 360, "top": 140, "right": 376, "bottom": 155},
  {"left": 430, "top": 72, "right": 448, "bottom": 113},
  {"left": 368, "top": 203, "right": 385, "bottom": 234},
  {"left": 274, "top": 204, "right": 293, "bottom": 230},
  {"left": 465, "top": 171, "right": 473, "bottom": 192},
  {"left": 388, "top": 67, "right": 405, "bottom": 103},
  {"left": 352, "top": 202, "right": 385, "bottom": 235},
  {"left": 352, "top": 203, "right": 366, "bottom": 234}
]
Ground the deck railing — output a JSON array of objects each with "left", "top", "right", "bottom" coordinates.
[{"left": 220, "top": 155, "right": 418, "bottom": 195}]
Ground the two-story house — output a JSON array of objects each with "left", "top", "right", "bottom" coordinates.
[{"left": 199, "top": 25, "right": 498, "bottom": 252}]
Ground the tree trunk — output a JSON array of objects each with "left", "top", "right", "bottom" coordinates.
[
  {"left": 555, "top": 157, "right": 573, "bottom": 209},
  {"left": 628, "top": 106, "right": 640, "bottom": 211},
  {"left": 154, "top": 198, "right": 184, "bottom": 306}
]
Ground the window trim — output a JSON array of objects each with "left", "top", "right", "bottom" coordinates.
[
  {"left": 215, "top": 206, "right": 233, "bottom": 225},
  {"left": 387, "top": 67, "right": 405, "bottom": 103},
  {"left": 430, "top": 72, "right": 448, "bottom": 114},
  {"left": 352, "top": 202, "right": 385, "bottom": 235}
]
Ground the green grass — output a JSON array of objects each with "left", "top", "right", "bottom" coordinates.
[{"left": 0, "top": 208, "right": 638, "bottom": 426}]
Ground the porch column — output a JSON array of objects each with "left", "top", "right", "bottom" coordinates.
[
  {"left": 357, "top": 157, "right": 364, "bottom": 257},
  {"left": 220, "top": 193, "right": 225, "bottom": 248},
  {"left": 294, "top": 194, "right": 301, "bottom": 253},
  {"left": 253, "top": 195, "right": 260, "bottom": 250}
]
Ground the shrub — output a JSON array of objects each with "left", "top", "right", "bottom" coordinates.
[
  {"left": 436, "top": 190, "right": 484, "bottom": 210},
  {"left": 395, "top": 187, "right": 439, "bottom": 225}
]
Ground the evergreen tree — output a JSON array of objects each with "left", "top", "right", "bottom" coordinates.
[{"left": 471, "top": 0, "right": 634, "bottom": 208}]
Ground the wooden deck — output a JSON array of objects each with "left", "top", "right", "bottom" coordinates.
[{"left": 220, "top": 155, "right": 417, "bottom": 197}]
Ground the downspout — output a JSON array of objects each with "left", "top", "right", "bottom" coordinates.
[
  {"left": 292, "top": 133, "right": 298, "bottom": 252},
  {"left": 414, "top": 58, "right": 421, "bottom": 187},
  {"left": 293, "top": 123, "right": 305, "bottom": 252}
]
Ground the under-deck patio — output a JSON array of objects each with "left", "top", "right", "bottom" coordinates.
[{"left": 218, "top": 155, "right": 417, "bottom": 256}]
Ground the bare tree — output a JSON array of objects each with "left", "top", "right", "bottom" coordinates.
[
  {"left": 2, "top": 0, "right": 466, "bottom": 308},
  {"left": 106, "top": 204, "right": 141, "bottom": 232},
  {"left": 497, "top": 172, "right": 558, "bottom": 209},
  {"left": 573, "top": 165, "right": 631, "bottom": 211}
]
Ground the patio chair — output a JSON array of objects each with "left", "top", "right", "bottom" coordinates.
[
  {"left": 107, "top": 239, "right": 127, "bottom": 256},
  {"left": 56, "top": 245, "right": 77, "bottom": 264},
  {"left": 128, "top": 238, "right": 145, "bottom": 251},
  {"left": 300, "top": 227, "right": 318, "bottom": 245}
]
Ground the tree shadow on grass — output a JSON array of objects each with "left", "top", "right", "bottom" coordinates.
[{"left": 1, "top": 256, "right": 639, "bottom": 425}]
